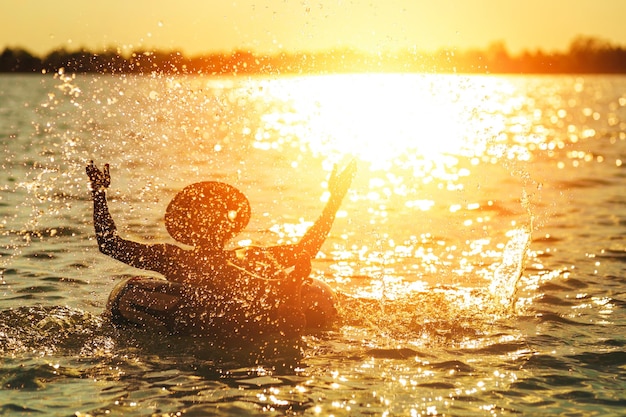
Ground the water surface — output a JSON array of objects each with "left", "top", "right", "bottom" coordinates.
[{"left": 1, "top": 73, "right": 625, "bottom": 416}]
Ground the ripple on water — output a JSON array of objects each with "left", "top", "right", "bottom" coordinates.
[
  {"left": 535, "top": 294, "right": 576, "bottom": 307},
  {"left": 41, "top": 275, "right": 89, "bottom": 284},
  {"left": 533, "top": 310, "right": 593, "bottom": 326},
  {"left": 15, "top": 284, "right": 61, "bottom": 294},
  {"left": 364, "top": 347, "right": 425, "bottom": 359},
  {"left": 567, "top": 350, "right": 626, "bottom": 373}
]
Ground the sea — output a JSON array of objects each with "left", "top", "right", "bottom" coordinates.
[{"left": 0, "top": 71, "right": 625, "bottom": 416}]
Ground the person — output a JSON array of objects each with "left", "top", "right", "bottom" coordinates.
[{"left": 86, "top": 160, "right": 356, "bottom": 339}]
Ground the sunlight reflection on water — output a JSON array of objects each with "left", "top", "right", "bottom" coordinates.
[
  {"left": 4, "top": 72, "right": 538, "bottom": 312},
  {"left": 237, "top": 74, "right": 537, "bottom": 307},
  {"left": 253, "top": 74, "right": 501, "bottom": 165},
  {"left": 3, "top": 72, "right": 626, "bottom": 416}
]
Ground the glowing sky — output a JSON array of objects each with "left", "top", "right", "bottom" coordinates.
[{"left": 2, "top": 0, "right": 626, "bottom": 56}]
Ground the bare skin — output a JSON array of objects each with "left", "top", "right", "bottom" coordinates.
[{"left": 87, "top": 161, "right": 356, "bottom": 336}]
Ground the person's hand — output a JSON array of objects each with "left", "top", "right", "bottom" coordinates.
[
  {"left": 86, "top": 161, "right": 111, "bottom": 193},
  {"left": 328, "top": 159, "right": 357, "bottom": 201}
]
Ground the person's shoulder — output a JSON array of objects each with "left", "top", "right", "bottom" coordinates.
[
  {"left": 154, "top": 242, "right": 188, "bottom": 257},
  {"left": 233, "top": 245, "right": 266, "bottom": 258}
]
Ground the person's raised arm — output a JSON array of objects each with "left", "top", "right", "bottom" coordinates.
[
  {"left": 86, "top": 161, "right": 167, "bottom": 270},
  {"left": 86, "top": 161, "right": 116, "bottom": 250},
  {"left": 267, "top": 160, "right": 356, "bottom": 265}
]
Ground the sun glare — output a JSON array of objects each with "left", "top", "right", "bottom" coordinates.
[
  {"left": 252, "top": 74, "right": 511, "bottom": 174},
  {"left": 238, "top": 74, "right": 535, "bottom": 292}
]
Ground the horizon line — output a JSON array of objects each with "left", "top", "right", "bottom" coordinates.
[{"left": 2, "top": 34, "right": 624, "bottom": 59}]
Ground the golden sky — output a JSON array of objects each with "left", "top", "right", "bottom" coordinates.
[{"left": 2, "top": 0, "right": 626, "bottom": 56}]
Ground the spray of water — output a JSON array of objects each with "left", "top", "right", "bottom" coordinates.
[{"left": 488, "top": 226, "right": 532, "bottom": 310}]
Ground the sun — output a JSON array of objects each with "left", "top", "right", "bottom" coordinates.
[{"left": 252, "top": 73, "right": 507, "bottom": 174}]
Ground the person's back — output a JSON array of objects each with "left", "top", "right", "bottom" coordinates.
[{"left": 105, "top": 251, "right": 310, "bottom": 338}]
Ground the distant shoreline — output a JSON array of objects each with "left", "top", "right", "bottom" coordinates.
[{"left": 2, "top": 36, "right": 626, "bottom": 75}]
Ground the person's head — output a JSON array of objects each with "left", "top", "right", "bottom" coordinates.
[{"left": 164, "top": 182, "right": 251, "bottom": 248}]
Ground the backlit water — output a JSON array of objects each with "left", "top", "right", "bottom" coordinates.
[{"left": 1, "top": 72, "right": 625, "bottom": 416}]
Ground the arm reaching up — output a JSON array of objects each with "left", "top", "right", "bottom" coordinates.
[
  {"left": 268, "top": 160, "right": 357, "bottom": 265},
  {"left": 86, "top": 161, "right": 117, "bottom": 252},
  {"left": 86, "top": 161, "right": 170, "bottom": 271}
]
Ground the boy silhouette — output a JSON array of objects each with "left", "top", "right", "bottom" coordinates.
[{"left": 86, "top": 160, "right": 355, "bottom": 338}]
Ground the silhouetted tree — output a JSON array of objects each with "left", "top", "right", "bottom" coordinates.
[
  {"left": 2, "top": 36, "right": 626, "bottom": 75},
  {"left": 0, "top": 48, "right": 41, "bottom": 72}
]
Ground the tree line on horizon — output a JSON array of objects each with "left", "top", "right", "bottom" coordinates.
[{"left": 1, "top": 36, "right": 625, "bottom": 75}]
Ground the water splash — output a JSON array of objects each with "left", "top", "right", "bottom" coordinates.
[
  {"left": 0, "top": 70, "right": 89, "bottom": 286},
  {"left": 488, "top": 226, "right": 531, "bottom": 310},
  {"left": 0, "top": 306, "right": 105, "bottom": 357}
]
